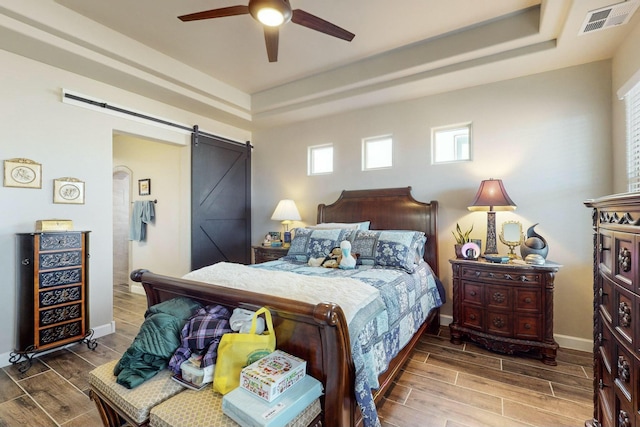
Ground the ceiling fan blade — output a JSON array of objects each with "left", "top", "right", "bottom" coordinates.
[
  {"left": 291, "top": 9, "right": 355, "bottom": 41},
  {"left": 264, "top": 27, "right": 279, "bottom": 62},
  {"left": 178, "top": 6, "right": 249, "bottom": 22}
]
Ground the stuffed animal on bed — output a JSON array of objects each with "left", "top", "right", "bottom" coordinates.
[
  {"left": 308, "top": 241, "right": 357, "bottom": 269},
  {"left": 338, "top": 240, "right": 356, "bottom": 270}
]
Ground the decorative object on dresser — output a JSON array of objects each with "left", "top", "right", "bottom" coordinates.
[
  {"left": 499, "top": 220, "right": 523, "bottom": 259},
  {"left": 467, "top": 178, "right": 517, "bottom": 255},
  {"left": 449, "top": 258, "right": 561, "bottom": 365},
  {"left": 271, "top": 199, "right": 301, "bottom": 248},
  {"left": 10, "top": 231, "right": 96, "bottom": 372},
  {"left": 252, "top": 244, "right": 289, "bottom": 264},
  {"left": 584, "top": 193, "right": 640, "bottom": 427},
  {"left": 452, "top": 222, "right": 474, "bottom": 258},
  {"left": 35, "top": 219, "right": 73, "bottom": 232},
  {"left": 520, "top": 223, "right": 549, "bottom": 260}
]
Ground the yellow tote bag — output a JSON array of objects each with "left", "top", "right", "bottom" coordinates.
[{"left": 213, "top": 307, "right": 276, "bottom": 394}]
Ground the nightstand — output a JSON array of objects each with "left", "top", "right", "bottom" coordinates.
[
  {"left": 251, "top": 245, "right": 289, "bottom": 264},
  {"left": 449, "top": 258, "right": 561, "bottom": 365}
]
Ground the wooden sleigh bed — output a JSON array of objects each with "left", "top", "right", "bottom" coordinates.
[{"left": 130, "top": 187, "right": 440, "bottom": 427}]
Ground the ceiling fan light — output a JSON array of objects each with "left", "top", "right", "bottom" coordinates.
[{"left": 257, "top": 7, "right": 284, "bottom": 26}]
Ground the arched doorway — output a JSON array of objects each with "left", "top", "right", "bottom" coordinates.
[{"left": 113, "top": 167, "right": 132, "bottom": 289}]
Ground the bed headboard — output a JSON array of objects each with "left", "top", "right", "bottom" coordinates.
[{"left": 317, "top": 187, "right": 439, "bottom": 277}]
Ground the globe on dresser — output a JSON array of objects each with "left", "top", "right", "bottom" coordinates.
[{"left": 520, "top": 223, "right": 549, "bottom": 259}]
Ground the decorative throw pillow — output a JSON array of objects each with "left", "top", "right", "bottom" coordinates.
[
  {"left": 284, "top": 228, "right": 356, "bottom": 262},
  {"left": 351, "top": 230, "right": 426, "bottom": 272},
  {"left": 306, "top": 221, "right": 370, "bottom": 231}
]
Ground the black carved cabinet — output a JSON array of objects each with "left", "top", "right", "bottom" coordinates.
[{"left": 14, "top": 231, "right": 92, "bottom": 358}]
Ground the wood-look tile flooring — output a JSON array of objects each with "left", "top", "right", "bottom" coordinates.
[{"left": 0, "top": 283, "right": 593, "bottom": 427}]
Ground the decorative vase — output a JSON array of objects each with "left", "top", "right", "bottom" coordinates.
[
  {"left": 454, "top": 244, "right": 464, "bottom": 259},
  {"left": 519, "top": 223, "right": 549, "bottom": 259}
]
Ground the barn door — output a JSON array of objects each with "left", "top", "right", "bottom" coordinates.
[{"left": 191, "top": 131, "right": 251, "bottom": 270}]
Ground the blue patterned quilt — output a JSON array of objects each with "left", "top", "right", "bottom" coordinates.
[{"left": 252, "top": 259, "right": 443, "bottom": 427}]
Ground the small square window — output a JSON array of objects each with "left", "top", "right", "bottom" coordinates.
[
  {"left": 362, "top": 135, "right": 393, "bottom": 170},
  {"left": 432, "top": 123, "right": 472, "bottom": 164},
  {"left": 308, "top": 144, "right": 333, "bottom": 175}
]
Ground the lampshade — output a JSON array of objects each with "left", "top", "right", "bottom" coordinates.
[
  {"left": 467, "top": 179, "right": 516, "bottom": 255},
  {"left": 468, "top": 179, "right": 517, "bottom": 212},
  {"left": 271, "top": 199, "right": 301, "bottom": 222}
]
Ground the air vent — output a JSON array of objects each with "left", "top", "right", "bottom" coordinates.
[{"left": 579, "top": 0, "right": 640, "bottom": 35}]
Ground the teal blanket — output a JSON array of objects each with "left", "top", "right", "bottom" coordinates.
[{"left": 114, "top": 296, "right": 202, "bottom": 388}]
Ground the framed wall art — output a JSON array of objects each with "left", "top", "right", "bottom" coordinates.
[
  {"left": 138, "top": 178, "right": 151, "bottom": 196},
  {"left": 4, "top": 158, "right": 42, "bottom": 189},
  {"left": 53, "top": 177, "right": 85, "bottom": 204}
]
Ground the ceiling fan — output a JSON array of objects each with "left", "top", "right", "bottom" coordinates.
[{"left": 178, "top": 0, "right": 355, "bottom": 62}]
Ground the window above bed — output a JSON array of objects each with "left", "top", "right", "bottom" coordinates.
[
  {"left": 308, "top": 144, "right": 333, "bottom": 175},
  {"left": 362, "top": 135, "right": 393, "bottom": 170},
  {"left": 431, "top": 122, "right": 472, "bottom": 164}
]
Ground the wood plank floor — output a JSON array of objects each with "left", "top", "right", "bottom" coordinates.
[{"left": 0, "top": 283, "right": 594, "bottom": 426}]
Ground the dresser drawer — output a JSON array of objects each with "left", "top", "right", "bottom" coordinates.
[
  {"left": 38, "top": 250, "right": 82, "bottom": 270},
  {"left": 38, "top": 320, "right": 83, "bottom": 347},
  {"left": 38, "top": 268, "right": 83, "bottom": 288},
  {"left": 460, "top": 265, "right": 542, "bottom": 285},
  {"left": 486, "top": 285, "right": 512, "bottom": 310},
  {"left": 615, "top": 285, "right": 635, "bottom": 347},
  {"left": 600, "top": 320, "right": 614, "bottom": 375},
  {"left": 614, "top": 343, "right": 634, "bottom": 403},
  {"left": 515, "top": 288, "right": 541, "bottom": 312},
  {"left": 39, "top": 303, "right": 83, "bottom": 326},
  {"left": 461, "top": 305, "right": 483, "bottom": 330},
  {"left": 611, "top": 232, "right": 636, "bottom": 293},
  {"left": 486, "top": 311, "right": 513, "bottom": 336},
  {"left": 515, "top": 315, "right": 541, "bottom": 340},
  {"left": 39, "top": 285, "right": 82, "bottom": 307},
  {"left": 39, "top": 233, "right": 82, "bottom": 251},
  {"left": 461, "top": 282, "right": 482, "bottom": 304},
  {"left": 600, "top": 274, "right": 614, "bottom": 325}
]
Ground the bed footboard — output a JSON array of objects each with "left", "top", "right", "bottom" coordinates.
[{"left": 131, "top": 269, "right": 356, "bottom": 427}]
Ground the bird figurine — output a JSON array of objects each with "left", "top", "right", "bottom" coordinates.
[
  {"left": 520, "top": 223, "right": 549, "bottom": 260},
  {"left": 339, "top": 240, "right": 356, "bottom": 269}
]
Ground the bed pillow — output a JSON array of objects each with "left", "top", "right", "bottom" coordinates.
[
  {"left": 306, "top": 221, "right": 370, "bottom": 230},
  {"left": 283, "top": 228, "right": 356, "bottom": 262},
  {"left": 351, "top": 230, "right": 426, "bottom": 272}
]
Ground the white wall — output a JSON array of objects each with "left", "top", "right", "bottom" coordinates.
[
  {"left": 113, "top": 135, "right": 191, "bottom": 291},
  {"left": 251, "top": 61, "right": 613, "bottom": 346},
  {"left": 0, "top": 49, "right": 250, "bottom": 364}
]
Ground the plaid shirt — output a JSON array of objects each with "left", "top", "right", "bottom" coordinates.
[{"left": 169, "top": 304, "right": 232, "bottom": 373}]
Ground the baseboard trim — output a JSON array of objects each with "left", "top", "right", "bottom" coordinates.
[
  {"left": 130, "top": 282, "right": 145, "bottom": 295},
  {"left": 439, "top": 314, "right": 593, "bottom": 352}
]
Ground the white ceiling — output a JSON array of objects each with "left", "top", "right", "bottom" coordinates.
[{"left": 1, "top": 0, "right": 638, "bottom": 129}]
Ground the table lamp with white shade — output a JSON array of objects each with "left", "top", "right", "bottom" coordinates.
[{"left": 271, "top": 199, "right": 301, "bottom": 248}]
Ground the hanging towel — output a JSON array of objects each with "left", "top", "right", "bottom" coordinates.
[{"left": 129, "top": 200, "right": 155, "bottom": 241}]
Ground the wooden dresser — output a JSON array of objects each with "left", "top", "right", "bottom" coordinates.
[
  {"left": 449, "top": 258, "right": 561, "bottom": 365},
  {"left": 585, "top": 193, "right": 640, "bottom": 427},
  {"left": 11, "top": 231, "right": 95, "bottom": 371}
]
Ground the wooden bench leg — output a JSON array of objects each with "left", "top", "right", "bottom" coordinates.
[{"left": 89, "top": 389, "right": 126, "bottom": 427}]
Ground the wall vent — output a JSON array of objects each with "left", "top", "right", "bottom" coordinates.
[{"left": 579, "top": 0, "right": 640, "bottom": 35}]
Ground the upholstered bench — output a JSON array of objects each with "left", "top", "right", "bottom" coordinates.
[
  {"left": 88, "top": 360, "right": 322, "bottom": 427},
  {"left": 88, "top": 360, "right": 185, "bottom": 427},
  {"left": 149, "top": 387, "right": 322, "bottom": 427}
]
